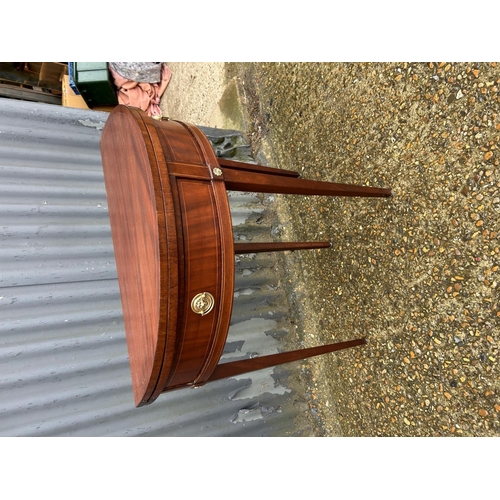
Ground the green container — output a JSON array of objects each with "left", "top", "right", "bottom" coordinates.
[
  {"left": 75, "top": 62, "right": 108, "bottom": 71},
  {"left": 73, "top": 62, "right": 118, "bottom": 107}
]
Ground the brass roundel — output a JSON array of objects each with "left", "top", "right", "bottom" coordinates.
[{"left": 191, "top": 292, "right": 215, "bottom": 316}]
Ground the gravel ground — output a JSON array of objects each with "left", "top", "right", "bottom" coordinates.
[
  {"left": 160, "top": 62, "right": 227, "bottom": 126},
  {"left": 161, "top": 62, "right": 500, "bottom": 437}
]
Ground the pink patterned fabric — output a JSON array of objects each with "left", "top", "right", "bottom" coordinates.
[{"left": 109, "top": 63, "right": 172, "bottom": 117}]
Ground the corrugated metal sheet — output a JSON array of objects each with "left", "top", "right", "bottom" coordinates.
[{"left": 0, "top": 98, "right": 307, "bottom": 436}]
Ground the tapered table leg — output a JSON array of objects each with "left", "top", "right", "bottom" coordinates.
[
  {"left": 206, "top": 338, "right": 367, "bottom": 382},
  {"left": 222, "top": 168, "right": 392, "bottom": 198},
  {"left": 234, "top": 241, "right": 331, "bottom": 254}
]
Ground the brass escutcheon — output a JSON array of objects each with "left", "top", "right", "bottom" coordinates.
[
  {"left": 191, "top": 292, "right": 215, "bottom": 316},
  {"left": 213, "top": 167, "right": 223, "bottom": 177}
]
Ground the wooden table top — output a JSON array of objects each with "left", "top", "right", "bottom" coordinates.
[{"left": 100, "top": 105, "right": 234, "bottom": 406}]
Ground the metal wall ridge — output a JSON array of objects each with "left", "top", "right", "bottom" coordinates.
[
  {"left": 0, "top": 147, "right": 104, "bottom": 169},
  {"left": 0, "top": 164, "right": 105, "bottom": 181}
]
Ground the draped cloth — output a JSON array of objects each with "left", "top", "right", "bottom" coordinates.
[{"left": 108, "top": 62, "right": 172, "bottom": 118}]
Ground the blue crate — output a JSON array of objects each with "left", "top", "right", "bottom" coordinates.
[{"left": 68, "top": 62, "right": 80, "bottom": 95}]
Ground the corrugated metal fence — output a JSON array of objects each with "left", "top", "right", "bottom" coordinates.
[{"left": 0, "top": 98, "right": 308, "bottom": 436}]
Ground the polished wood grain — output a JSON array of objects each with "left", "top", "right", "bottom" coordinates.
[
  {"left": 101, "top": 107, "right": 174, "bottom": 407},
  {"left": 101, "top": 105, "right": 391, "bottom": 406}
]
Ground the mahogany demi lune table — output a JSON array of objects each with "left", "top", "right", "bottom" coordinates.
[{"left": 100, "top": 105, "right": 392, "bottom": 407}]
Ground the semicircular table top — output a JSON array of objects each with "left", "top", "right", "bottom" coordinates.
[{"left": 101, "top": 105, "right": 234, "bottom": 406}]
